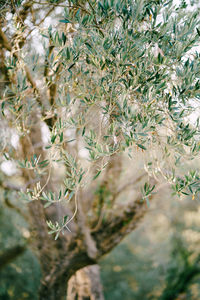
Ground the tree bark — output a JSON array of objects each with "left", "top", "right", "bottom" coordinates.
[
  {"left": 38, "top": 247, "right": 96, "bottom": 300},
  {"left": 67, "top": 265, "right": 104, "bottom": 300},
  {"left": 0, "top": 245, "right": 26, "bottom": 271},
  {"left": 39, "top": 280, "right": 67, "bottom": 300}
]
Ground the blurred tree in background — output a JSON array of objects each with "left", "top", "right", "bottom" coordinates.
[{"left": 0, "top": 0, "right": 200, "bottom": 299}]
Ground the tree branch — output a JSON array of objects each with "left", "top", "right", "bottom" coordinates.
[
  {"left": 44, "top": 44, "right": 62, "bottom": 128},
  {"left": 92, "top": 193, "right": 152, "bottom": 256},
  {"left": 0, "top": 27, "right": 43, "bottom": 106},
  {"left": 0, "top": 244, "right": 26, "bottom": 271},
  {"left": 27, "top": 6, "right": 55, "bottom": 36},
  {"left": 0, "top": 27, "right": 12, "bottom": 51},
  {"left": 114, "top": 172, "right": 147, "bottom": 199}
]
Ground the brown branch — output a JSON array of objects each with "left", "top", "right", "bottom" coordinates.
[
  {"left": 30, "top": 1, "right": 67, "bottom": 6},
  {"left": 0, "top": 27, "right": 42, "bottom": 105},
  {"left": 114, "top": 172, "right": 147, "bottom": 198},
  {"left": 90, "top": 153, "right": 123, "bottom": 231},
  {"left": 91, "top": 175, "right": 161, "bottom": 257},
  {"left": 15, "top": 1, "right": 32, "bottom": 24},
  {"left": 92, "top": 193, "right": 152, "bottom": 257},
  {"left": 0, "top": 1, "right": 42, "bottom": 104},
  {"left": 27, "top": 6, "right": 55, "bottom": 36},
  {"left": 76, "top": 190, "right": 98, "bottom": 260},
  {"left": 90, "top": 210, "right": 104, "bottom": 233},
  {"left": 0, "top": 46, "right": 10, "bottom": 86},
  {"left": 0, "top": 244, "right": 26, "bottom": 271},
  {"left": 44, "top": 44, "right": 62, "bottom": 127},
  {"left": 24, "top": 65, "right": 43, "bottom": 106},
  {"left": 0, "top": 27, "right": 12, "bottom": 51}
]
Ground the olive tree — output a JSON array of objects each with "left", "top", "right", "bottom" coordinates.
[{"left": 0, "top": 0, "right": 200, "bottom": 299}]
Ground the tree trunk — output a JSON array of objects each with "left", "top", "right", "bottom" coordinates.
[
  {"left": 67, "top": 265, "right": 104, "bottom": 300},
  {"left": 39, "top": 280, "right": 67, "bottom": 300},
  {"left": 39, "top": 263, "right": 104, "bottom": 300}
]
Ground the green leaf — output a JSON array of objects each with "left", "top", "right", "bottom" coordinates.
[
  {"left": 62, "top": 32, "right": 67, "bottom": 45},
  {"left": 137, "top": 144, "right": 147, "bottom": 150},
  {"left": 78, "top": 172, "right": 85, "bottom": 183},
  {"left": 1, "top": 101, "right": 5, "bottom": 116},
  {"left": 44, "top": 202, "right": 52, "bottom": 208},
  {"left": 66, "top": 47, "right": 70, "bottom": 60},
  {"left": 38, "top": 160, "right": 49, "bottom": 168},
  {"left": 67, "top": 93, "right": 71, "bottom": 104},
  {"left": 60, "top": 132, "right": 64, "bottom": 143},
  {"left": 55, "top": 231, "right": 60, "bottom": 240},
  {"left": 51, "top": 135, "right": 57, "bottom": 144},
  {"left": 68, "top": 191, "right": 74, "bottom": 201},
  {"left": 59, "top": 19, "right": 71, "bottom": 23},
  {"left": 3, "top": 153, "right": 9, "bottom": 160},
  {"left": 145, "top": 197, "right": 150, "bottom": 207},
  {"left": 63, "top": 215, "right": 68, "bottom": 224},
  {"left": 85, "top": 42, "right": 92, "bottom": 50},
  {"left": 93, "top": 170, "right": 101, "bottom": 180},
  {"left": 82, "top": 126, "right": 86, "bottom": 136}
]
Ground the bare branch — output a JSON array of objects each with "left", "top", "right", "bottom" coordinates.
[
  {"left": 0, "top": 27, "right": 43, "bottom": 106},
  {"left": 92, "top": 193, "right": 152, "bottom": 256},
  {"left": 0, "top": 27, "right": 12, "bottom": 51},
  {"left": 114, "top": 172, "right": 147, "bottom": 198},
  {"left": 44, "top": 44, "right": 63, "bottom": 128},
  {"left": 27, "top": 6, "right": 55, "bottom": 36},
  {"left": 15, "top": 1, "right": 32, "bottom": 24},
  {"left": 0, "top": 244, "right": 26, "bottom": 271},
  {"left": 76, "top": 190, "right": 98, "bottom": 260}
]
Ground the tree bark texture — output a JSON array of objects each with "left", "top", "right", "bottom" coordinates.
[{"left": 67, "top": 265, "right": 104, "bottom": 300}]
